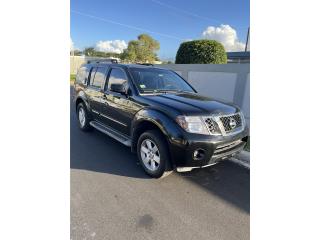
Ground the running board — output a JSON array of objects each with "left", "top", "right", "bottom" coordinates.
[{"left": 90, "top": 121, "right": 132, "bottom": 147}]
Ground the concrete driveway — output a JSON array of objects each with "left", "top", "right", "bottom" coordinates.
[{"left": 70, "top": 87, "right": 250, "bottom": 240}]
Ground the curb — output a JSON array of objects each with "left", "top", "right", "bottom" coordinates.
[{"left": 229, "top": 151, "right": 250, "bottom": 169}]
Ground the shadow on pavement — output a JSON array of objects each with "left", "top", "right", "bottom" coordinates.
[
  {"left": 71, "top": 123, "right": 149, "bottom": 179},
  {"left": 178, "top": 161, "right": 250, "bottom": 213}
]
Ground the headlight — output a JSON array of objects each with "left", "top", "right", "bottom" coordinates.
[{"left": 176, "top": 116, "right": 210, "bottom": 135}]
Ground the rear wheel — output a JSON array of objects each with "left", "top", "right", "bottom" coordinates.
[
  {"left": 76, "top": 103, "right": 92, "bottom": 131},
  {"left": 137, "top": 130, "right": 173, "bottom": 178}
]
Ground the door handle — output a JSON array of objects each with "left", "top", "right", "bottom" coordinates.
[{"left": 101, "top": 94, "right": 109, "bottom": 105}]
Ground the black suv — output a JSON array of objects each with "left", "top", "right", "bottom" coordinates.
[{"left": 74, "top": 62, "right": 248, "bottom": 178}]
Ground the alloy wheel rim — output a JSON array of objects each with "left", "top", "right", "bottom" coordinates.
[
  {"left": 78, "top": 108, "right": 86, "bottom": 127},
  {"left": 140, "top": 139, "right": 160, "bottom": 171}
]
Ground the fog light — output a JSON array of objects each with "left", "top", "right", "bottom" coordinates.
[{"left": 193, "top": 149, "right": 205, "bottom": 161}]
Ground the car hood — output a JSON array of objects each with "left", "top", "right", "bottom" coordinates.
[{"left": 143, "top": 92, "right": 239, "bottom": 115}]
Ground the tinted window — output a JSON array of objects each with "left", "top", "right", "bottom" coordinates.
[
  {"left": 90, "top": 67, "right": 106, "bottom": 88},
  {"left": 76, "top": 67, "right": 86, "bottom": 84},
  {"left": 107, "top": 68, "right": 128, "bottom": 90}
]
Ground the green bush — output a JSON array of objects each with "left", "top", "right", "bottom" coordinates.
[
  {"left": 70, "top": 74, "right": 76, "bottom": 83},
  {"left": 175, "top": 40, "right": 227, "bottom": 64}
]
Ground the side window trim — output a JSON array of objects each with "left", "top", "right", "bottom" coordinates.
[
  {"left": 100, "top": 66, "right": 109, "bottom": 90},
  {"left": 84, "top": 67, "right": 90, "bottom": 85},
  {"left": 103, "top": 68, "right": 112, "bottom": 92},
  {"left": 88, "top": 67, "right": 97, "bottom": 87}
]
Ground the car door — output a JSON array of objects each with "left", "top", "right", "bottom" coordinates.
[
  {"left": 85, "top": 66, "right": 107, "bottom": 121},
  {"left": 100, "top": 67, "right": 141, "bottom": 136}
]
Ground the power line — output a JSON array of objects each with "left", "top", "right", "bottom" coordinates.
[
  {"left": 150, "top": 0, "right": 248, "bottom": 30},
  {"left": 151, "top": 0, "right": 221, "bottom": 23},
  {"left": 71, "top": 10, "right": 184, "bottom": 41}
]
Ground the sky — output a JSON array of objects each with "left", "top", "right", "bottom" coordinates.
[{"left": 70, "top": 0, "right": 250, "bottom": 60}]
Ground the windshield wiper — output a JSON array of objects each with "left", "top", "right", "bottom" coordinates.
[
  {"left": 154, "top": 89, "right": 182, "bottom": 93},
  {"left": 142, "top": 89, "right": 189, "bottom": 94},
  {"left": 153, "top": 89, "right": 170, "bottom": 93},
  {"left": 142, "top": 89, "right": 172, "bottom": 94}
]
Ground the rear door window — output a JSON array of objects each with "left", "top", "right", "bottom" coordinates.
[{"left": 90, "top": 67, "right": 107, "bottom": 88}]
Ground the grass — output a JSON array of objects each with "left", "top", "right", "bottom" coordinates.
[
  {"left": 244, "top": 137, "right": 250, "bottom": 152},
  {"left": 70, "top": 74, "right": 76, "bottom": 84}
]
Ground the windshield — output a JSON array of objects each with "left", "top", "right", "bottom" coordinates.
[{"left": 129, "top": 67, "right": 195, "bottom": 93}]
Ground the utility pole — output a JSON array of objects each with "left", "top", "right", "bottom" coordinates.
[{"left": 245, "top": 27, "right": 250, "bottom": 52}]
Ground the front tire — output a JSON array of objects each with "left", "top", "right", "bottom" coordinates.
[
  {"left": 137, "top": 130, "right": 173, "bottom": 178},
  {"left": 76, "top": 103, "right": 92, "bottom": 131}
]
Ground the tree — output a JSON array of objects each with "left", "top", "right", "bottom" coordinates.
[
  {"left": 121, "top": 34, "right": 160, "bottom": 63},
  {"left": 121, "top": 40, "right": 139, "bottom": 62},
  {"left": 175, "top": 40, "right": 227, "bottom": 64},
  {"left": 83, "top": 47, "right": 95, "bottom": 56},
  {"left": 83, "top": 47, "right": 121, "bottom": 58}
]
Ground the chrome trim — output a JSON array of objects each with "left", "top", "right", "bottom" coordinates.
[
  {"left": 100, "top": 113, "right": 127, "bottom": 127},
  {"left": 216, "top": 112, "right": 245, "bottom": 136},
  {"left": 176, "top": 162, "right": 219, "bottom": 172},
  {"left": 92, "top": 109, "right": 99, "bottom": 115},
  {"left": 201, "top": 117, "right": 221, "bottom": 136},
  {"left": 216, "top": 139, "right": 242, "bottom": 150},
  {"left": 202, "top": 112, "right": 245, "bottom": 137}
]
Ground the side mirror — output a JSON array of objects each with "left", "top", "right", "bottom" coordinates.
[{"left": 110, "top": 83, "right": 128, "bottom": 95}]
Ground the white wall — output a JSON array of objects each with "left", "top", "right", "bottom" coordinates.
[{"left": 188, "top": 72, "right": 237, "bottom": 102}]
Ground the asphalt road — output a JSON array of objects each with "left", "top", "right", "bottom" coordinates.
[{"left": 70, "top": 87, "right": 250, "bottom": 240}]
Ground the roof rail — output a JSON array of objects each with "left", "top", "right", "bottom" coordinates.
[
  {"left": 87, "top": 59, "right": 118, "bottom": 64},
  {"left": 136, "top": 63, "right": 154, "bottom": 66}
]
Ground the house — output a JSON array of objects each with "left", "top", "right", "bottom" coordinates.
[{"left": 227, "top": 51, "right": 250, "bottom": 63}]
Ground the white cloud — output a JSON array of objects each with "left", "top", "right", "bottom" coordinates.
[
  {"left": 202, "top": 25, "right": 245, "bottom": 52},
  {"left": 95, "top": 40, "right": 127, "bottom": 54}
]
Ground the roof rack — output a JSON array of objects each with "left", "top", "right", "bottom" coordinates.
[
  {"left": 136, "top": 63, "right": 154, "bottom": 66},
  {"left": 87, "top": 59, "right": 118, "bottom": 64}
]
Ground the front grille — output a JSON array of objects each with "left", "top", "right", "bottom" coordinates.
[
  {"left": 203, "top": 117, "right": 219, "bottom": 134},
  {"left": 219, "top": 113, "right": 242, "bottom": 133}
]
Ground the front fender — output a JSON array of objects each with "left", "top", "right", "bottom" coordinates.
[
  {"left": 131, "top": 109, "right": 191, "bottom": 168},
  {"left": 131, "top": 109, "right": 186, "bottom": 146}
]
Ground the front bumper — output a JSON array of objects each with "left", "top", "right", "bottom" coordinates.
[{"left": 168, "top": 127, "right": 249, "bottom": 168}]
